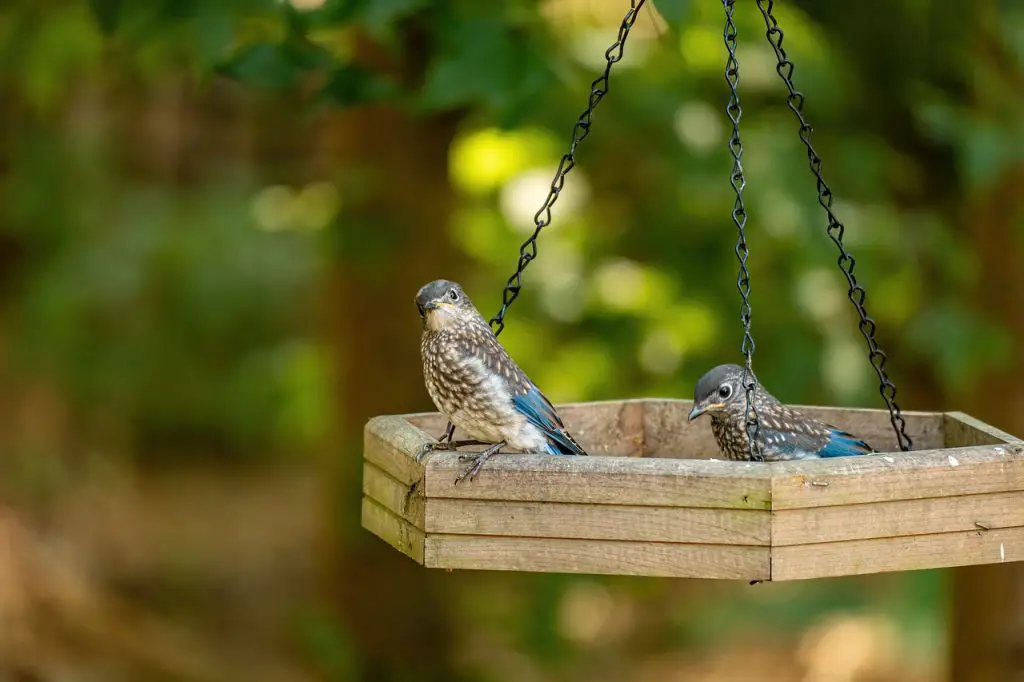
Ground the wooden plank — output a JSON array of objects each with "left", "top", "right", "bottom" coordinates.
[
  {"left": 793, "top": 405, "right": 944, "bottom": 452},
  {"left": 422, "top": 453, "right": 771, "bottom": 510},
  {"left": 769, "top": 444, "right": 1024, "bottom": 510},
  {"left": 643, "top": 400, "right": 944, "bottom": 458},
  {"left": 399, "top": 401, "right": 945, "bottom": 460},
  {"left": 561, "top": 400, "right": 645, "bottom": 457},
  {"left": 644, "top": 399, "right": 721, "bottom": 460},
  {"left": 405, "top": 400, "right": 646, "bottom": 457},
  {"left": 944, "top": 412, "right": 1024, "bottom": 448},
  {"left": 362, "top": 462, "right": 424, "bottom": 528},
  {"left": 360, "top": 497, "right": 425, "bottom": 564},
  {"left": 774, "top": 491, "right": 1024, "bottom": 545},
  {"left": 424, "top": 534, "right": 769, "bottom": 580},
  {"left": 424, "top": 499, "right": 770, "bottom": 545},
  {"left": 772, "top": 525, "right": 1024, "bottom": 581},
  {"left": 363, "top": 415, "right": 429, "bottom": 486}
]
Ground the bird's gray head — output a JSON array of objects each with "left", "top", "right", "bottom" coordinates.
[
  {"left": 687, "top": 363, "right": 754, "bottom": 421},
  {"left": 415, "top": 279, "right": 479, "bottom": 332}
]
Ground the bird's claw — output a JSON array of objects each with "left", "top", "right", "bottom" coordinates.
[
  {"left": 414, "top": 439, "right": 447, "bottom": 462},
  {"left": 454, "top": 454, "right": 488, "bottom": 486}
]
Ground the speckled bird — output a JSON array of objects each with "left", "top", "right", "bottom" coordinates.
[
  {"left": 414, "top": 279, "right": 587, "bottom": 483},
  {"left": 687, "top": 363, "right": 875, "bottom": 461}
]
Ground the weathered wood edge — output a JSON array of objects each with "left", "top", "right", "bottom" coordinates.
[
  {"left": 773, "top": 490, "right": 1024, "bottom": 546},
  {"left": 364, "top": 415, "right": 430, "bottom": 486},
  {"left": 767, "top": 443, "right": 1024, "bottom": 510},
  {"left": 422, "top": 453, "right": 771, "bottom": 510},
  {"left": 423, "top": 534, "right": 771, "bottom": 580},
  {"left": 401, "top": 400, "right": 943, "bottom": 428},
  {"left": 404, "top": 399, "right": 946, "bottom": 455},
  {"left": 407, "top": 399, "right": 648, "bottom": 458},
  {"left": 360, "top": 497, "right": 426, "bottom": 564},
  {"left": 944, "top": 412, "right": 1024, "bottom": 447},
  {"left": 425, "top": 499, "right": 771, "bottom": 545},
  {"left": 362, "top": 459, "right": 770, "bottom": 551},
  {"left": 772, "top": 525, "right": 1024, "bottom": 581},
  {"left": 362, "top": 462, "right": 425, "bottom": 529}
]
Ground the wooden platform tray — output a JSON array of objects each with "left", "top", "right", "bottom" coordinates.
[{"left": 361, "top": 399, "right": 1024, "bottom": 581}]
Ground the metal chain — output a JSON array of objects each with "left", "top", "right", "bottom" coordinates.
[
  {"left": 488, "top": 0, "right": 648, "bottom": 336},
  {"left": 435, "top": 1, "right": 646, "bottom": 448},
  {"left": 723, "top": 0, "right": 762, "bottom": 461},
  {"left": 755, "top": 0, "right": 912, "bottom": 451}
]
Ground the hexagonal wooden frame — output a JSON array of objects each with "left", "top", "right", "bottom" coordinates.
[{"left": 361, "top": 400, "right": 1024, "bottom": 581}]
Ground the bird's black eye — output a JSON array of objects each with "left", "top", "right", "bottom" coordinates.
[
  {"left": 448, "top": 289, "right": 460, "bottom": 302},
  {"left": 718, "top": 384, "right": 732, "bottom": 400}
]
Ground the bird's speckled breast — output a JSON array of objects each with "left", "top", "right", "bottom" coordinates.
[
  {"left": 421, "top": 327, "right": 518, "bottom": 443},
  {"left": 710, "top": 415, "right": 751, "bottom": 461}
]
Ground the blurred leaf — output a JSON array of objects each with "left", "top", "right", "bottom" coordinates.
[
  {"left": 217, "top": 40, "right": 333, "bottom": 90},
  {"left": 218, "top": 43, "right": 298, "bottom": 89},
  {"left": 357, "top": 0, "right": 431, "bottom": 38},
  {"left": 653, "top": 0, "right": 692, "bottom": 26},
  {"left": 191, "top": 8, "right": 237, "bottom": 66},
  {"left": 318, "top": 63, "right": 398, "bottom": 107},
  {"left": 963, "top": 120, "right": 1012, "bottom": 189},
  {"left": 297, "top": 611, "right": 361, "bottom": 682},
  {"left": 420, "top": 17, "right": 554, "bottom": 125},
  {"left": 87, "top": 0, "right": 122, "bottom": 34},
  {"left": 906, "top": 301, "right": 1013, "bottom": 392}
]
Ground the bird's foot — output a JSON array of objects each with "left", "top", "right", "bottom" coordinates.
[
  {"left": 415, "top": 421, "right": 455, "bottom": 462},
  {"left": 414, "top": 440, "right": 443, "bottom": 463},
  {"left": 414, "top": 438, "right": 489, "bottom": 463},
  {"left": 454, "top": 441, "right": 505, "bottom": 486}
]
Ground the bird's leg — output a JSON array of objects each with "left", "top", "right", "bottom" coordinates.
[
  {"left": 413, "top": 422, "right": 489, "bottom": 462},
  {"left": 413, "top": 422, "right": 455, "bottom": 461},
  {"left": 454, "top": 440, "right": 506, "bottom": 486}
]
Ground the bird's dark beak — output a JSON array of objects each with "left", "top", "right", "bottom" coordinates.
[
  {"left": 423, "top": 300, "right": 441, "bottom": 312},
  {"left": 688, "top": 402, "right": 723, "bottom": 421}
]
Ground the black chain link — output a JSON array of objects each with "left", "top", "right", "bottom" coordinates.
[
  {"left": 436, "top": 1, "right": 647, "bottom": 447},
  {"left": 755, "top": 0, "right": 912, "bottom": 451},
  {"left": 722, "top": 0, "right": 762, "bottom": 461},
  {"left": 488, "top": 0, "right": 648, "bottom": 336}
]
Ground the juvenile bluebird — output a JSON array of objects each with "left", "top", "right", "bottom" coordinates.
[
  {"left": 414, "top": 279, "right": 587, "bottom": 484},
  {"left": 687, "top": 363, "right": 875, "bottom": 461}
]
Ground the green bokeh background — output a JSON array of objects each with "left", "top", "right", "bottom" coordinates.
[{"left": 0, "top": 0, "right": 1021, "bottom": 680}]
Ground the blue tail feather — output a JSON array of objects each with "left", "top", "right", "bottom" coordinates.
[
  {"left": 513, "top": 388, "right": 588, "bottom": 456},
  {"left": 819, "top": 429, "right": 873, "bottom": 458}
]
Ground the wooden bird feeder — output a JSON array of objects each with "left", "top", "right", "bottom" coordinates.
[{"left": 361, "top": 400, "right": 1024, "bottom": 582}]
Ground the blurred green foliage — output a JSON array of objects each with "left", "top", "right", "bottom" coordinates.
[
  {"left": 1, "top": 0, "right": 1022, "bottom": 680},
  {"left": 2, "top": 0, "right": 1019, "bottom": 449}
]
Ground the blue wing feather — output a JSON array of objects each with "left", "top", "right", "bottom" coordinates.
[
  {"left": 756, "top": 426, "right": 872, "bottom": 460},
  {"left": 818, "top": 429, "right": 873, "bottom": 458},
  {"left": 512, "top": 387, "right": 588, "bottom": 456}
]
